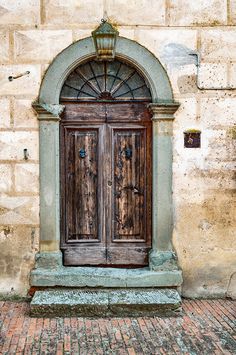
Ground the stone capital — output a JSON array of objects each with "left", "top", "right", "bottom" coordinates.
[
  {"left": 32, "top": 102, "right": 65, "bottom": 121},
  {"left": 148, "top": 102, "right": 180, "bottom": 121}
]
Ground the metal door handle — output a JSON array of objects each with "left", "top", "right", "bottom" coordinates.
[
  {"left": 79, "top": 149, "right": 86, "bottom": 158},
  {"left": 125, "top": 147, "right": 132, "bottom": 159}
]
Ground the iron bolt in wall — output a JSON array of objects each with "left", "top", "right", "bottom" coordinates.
[
  {"left": 8, "top": 71, "right": 30, "bottom": 81},
  {"left": 23, "top": 148, "right": 29, "bottom": 160}
]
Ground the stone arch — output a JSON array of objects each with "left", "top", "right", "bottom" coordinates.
[
  {"left": 31, "top": 36, "right": 182, "bottom": 288},
  {"left": 39, "top": 36, "right": 173, "bottom": 105}
]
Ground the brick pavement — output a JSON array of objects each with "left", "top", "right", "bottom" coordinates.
[{"left": 0, "top": 299, "right": 235, "bottom": 354}]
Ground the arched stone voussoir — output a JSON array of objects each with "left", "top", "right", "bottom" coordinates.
[{"left": 39, "top": 36, "right": 174, "bottom": 105}]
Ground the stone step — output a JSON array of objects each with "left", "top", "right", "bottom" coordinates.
[
  {"left": 30, "top": 288, "right": 182, "bottom": 317},
  {"left": 30, "top": 265, "right": 183, "bottom": 288}
]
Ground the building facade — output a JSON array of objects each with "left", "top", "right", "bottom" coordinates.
[{"left": 0, "top": 0, "right": 235, "bottom": 299}]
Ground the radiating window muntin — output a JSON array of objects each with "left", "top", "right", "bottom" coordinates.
[{"left": 60, "top": 59, "right": 151, "bottom": 101}]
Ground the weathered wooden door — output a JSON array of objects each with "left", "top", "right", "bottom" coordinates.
[{"left": 60, "top": 59, "right": 152, "bottom": 266}]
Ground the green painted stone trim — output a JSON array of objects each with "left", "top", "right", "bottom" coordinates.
[
  {"left": 32, "top": 104, "right": 65, "bottom": 247},
  {"left": 148, "top": 103, "right": 179, "bottom": 270},
  {"left": 148, "top": 103, "right": 180, "bottom": 120},
  {"left": 32, "top": 102, "right": 65, "bottom": 120},
  {"left": 39, "top": 36, "right": 173, "bottom": 105},
  {"left": 32, "top": 35, "right": 182, "bottom": 286},
  {"left": 149, "top": 250, "right": 178, "bottom": 271},
  {"left": 30, "top": 263, "right": 183, "bottom": 288},
  {"left": 35, "top": 251, "right": 62, "bottom": 269},
  {"left": 38, "top": 121, "right": 60, "bottom": 244}
]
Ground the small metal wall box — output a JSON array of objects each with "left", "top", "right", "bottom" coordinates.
[
  {"left": 92, "top": 19, "right": 119, "bottom": 61},
  {"left": 184, "top": 130, "right": 201, "bottom": 148}
]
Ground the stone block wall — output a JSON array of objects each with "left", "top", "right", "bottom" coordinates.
[{"left": 0, "top": 0, "right": 235, "bottom": 297}]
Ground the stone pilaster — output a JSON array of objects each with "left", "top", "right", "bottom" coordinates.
[
  {"left": 32, "top": 103, "right": 64, "bottom": 256},
  {"left": 148, "top": 103, "right": 180, "bottom": 271}
]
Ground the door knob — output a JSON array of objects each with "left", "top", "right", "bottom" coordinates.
[
  {"left": 125, "top": 147, "right": 132, "bottom": 159},
  {"left": 108, "top": 180, "right": 112, "bottom": 186},
  {"left": 79, "top": 148, "right": 86, "bottom": 158}
]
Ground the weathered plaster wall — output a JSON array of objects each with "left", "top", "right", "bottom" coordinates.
[{"left": 0, "top": 0, "right": 235, "bottom": 297}]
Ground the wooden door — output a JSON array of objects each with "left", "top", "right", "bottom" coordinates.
[{"left": 60, "top": 59, "right": 152, "bottom": 267}]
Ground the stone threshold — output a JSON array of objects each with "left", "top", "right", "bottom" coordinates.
[
  {"left": 30, "top": 288, "right": 182, "bottom": 317},
  {"left": 30, "top": 266, "right": 183, "bottom": 288}
]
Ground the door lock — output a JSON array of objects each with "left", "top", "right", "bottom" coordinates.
[{"left": 108, "top": 180, "right": 112, "bottom": 186}]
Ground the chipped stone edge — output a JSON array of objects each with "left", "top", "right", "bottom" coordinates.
[{"left": 32, "top": 102, "right": 65, "bottom": 120}]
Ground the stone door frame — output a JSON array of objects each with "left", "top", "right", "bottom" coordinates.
[{"left": 32, "top": 36, "right": 181, "bottom": 285}]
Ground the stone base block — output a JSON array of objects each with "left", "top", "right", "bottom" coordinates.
[
  {"left": 149, "top": 250, "right": 178, "bottom": 271},
  {"left": 30, "top": 289, "right": 182, "bottom": 317},
  {"left": 34, "top": 251, "right": 62, "bottom": 269}
]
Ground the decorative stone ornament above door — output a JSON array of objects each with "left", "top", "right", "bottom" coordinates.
[{"left": 31, "top": 35, "right": 182, "bottom": 288}]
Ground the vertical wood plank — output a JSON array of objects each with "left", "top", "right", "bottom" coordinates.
[
  {"left": 66, "top": 130, "right": 76, "bottom": 240},
  {"left": 74, "top": 130, "right": 98, "bottom": 240},
  {"left": 113, "top": 129, "right": 145, "bottom": 241}
]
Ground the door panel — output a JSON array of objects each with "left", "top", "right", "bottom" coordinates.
[
  {"left": 64, "top": 247, "right": 107, "bottom": 266},
  {"left": 107, "top": 247, "right": 148, "bottom": 265},
  {"left": 73, "top": 129, "right": 98, "bottom": 241},
  {"left": 112, "top": 128, "right": 146, "bottom": 241},
  {"left": 62, "top": 102, "right": 106, "bottom": 122},
  {"left": 105, "top": 125, "right": 151, "bottom": 266},
  {"left": 65, "top": 128, "right": 99, "bottom": 242},
  {"left": 61, "top": 125, "right": 106, "bottom": 265},
  {"left": 106, "top": 102, "right": 150, "bottom": 122}
]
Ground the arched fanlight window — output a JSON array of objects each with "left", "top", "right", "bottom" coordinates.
[{"left": 60, "top": 59, "right": 151, "bottom": 102}]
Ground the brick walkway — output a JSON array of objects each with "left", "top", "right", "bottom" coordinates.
[{"left": 0, "top": 299, "right": 235, "bottom": 354}]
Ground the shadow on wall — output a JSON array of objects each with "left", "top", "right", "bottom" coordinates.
[{"left": 161, "top": 43, "right": 198, "bottom": 93}]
